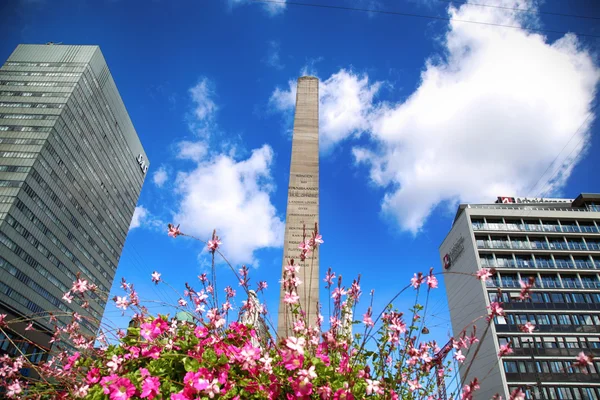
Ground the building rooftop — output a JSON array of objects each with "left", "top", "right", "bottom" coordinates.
[{"left": 452, "top": 193, "right": 600, "bottom": 224}]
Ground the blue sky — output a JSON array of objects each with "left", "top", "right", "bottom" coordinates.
[{"left": 1, "top": 0, "right": 600, "bottom": 384}]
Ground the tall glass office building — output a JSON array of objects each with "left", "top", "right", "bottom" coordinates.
[
  {"left": 0, "top": 44, "right": 149, "bottom": 360},
  {"left": 440, "top": 194, "right": 600, "bottom": 399}
]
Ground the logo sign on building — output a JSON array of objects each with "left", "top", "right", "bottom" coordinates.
[
  {"left": 443, "top": 236, "right": 465, "bottom": 270},
  {"left": 495, "top": 196, "right": 573, "bottom": 204},
  {"left": 136, "top": 154, "right": 148, "bottom": 175}
]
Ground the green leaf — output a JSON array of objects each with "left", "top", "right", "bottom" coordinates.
[{"left": 183, "top": 357, "right": 200, "bottom": 372}]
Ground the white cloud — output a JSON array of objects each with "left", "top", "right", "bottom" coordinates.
[
  {"left": 228, "top": 0, "right": 286, "bottom": 16},
  {"left": 152, "top": 166, "right": 168, "bottom": 188},
  {"left": 272, "top": 0, "right": 600, "bottom": 233},
  {"left": 129, "top": 206, "right": 165, "bottom": 231},
  {"left": 270, "top": 80, "right": 296, "bottom": 110},
  {"left": 270, "top": 70, "right": 382, "bottom": 150},
  {"left": 264, "top": 40, "right": 284, "bottom": 70},
  {"left": 176, "top": 140, "right": 208, "bottom": 162},
  {"left": 319, "top": 70, "right": 381, "bottom": 150},
  {"left": 160, "top": 76, "right": 285, "bottom": 266},
  {"left": 173, "top": 145, "right": 284, "bottom": 266},
  {"left": 188, "top": 77, "right": 218, "bottom": 136},
  {"left": 129, "top": 206, "right": 149, "bottom": 230}
]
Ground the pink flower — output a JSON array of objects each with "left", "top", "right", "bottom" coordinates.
[
  {"left": 519, "top": 322, "right": 535, "bottom": 333},
  {"left": 286, "top": 336, "right": 306, "bottom": 354},
  {"left": 207, "top": 236, "right": 221, "bottom": 252},
  {"left": 293, "top": 378, "right": 313, "bottom": 397},
  {"left": 519, "top": 278, "right": 534, "bottom": 300},
  {"left": 282, "top": 351, "right": 304, "bottom": 370},
  {"left": 194, "top": 325, "right": 208, "bottom": 338},
  {"left": 140, "top": 323, "right": 155, "bottom": 341},
  {"left": 115, "top": 296, "right": 129, "bottom": 310},
  {"left": 574, "top": 352, "right": 593, "bottom": 370},
  {"left": 410, "top": 273, "right": 424, "bottom": 289},
  {"left": 462, "top": 384, "right": 474, "bottom": 400},
  {"left": 0, "top": 313, "right": 6, "bottom": 327},
  {"left": 299, "top": 247, "right": 311, "bottom": 261},
  {"left": 257, "top": 281, "right": 268, "bottom": 292},
  {"left": 509, "top": 388, "right": 525, "bottom": 400},
  {"left": 486, "top": 302, "right": 504, "bottom": 321},
  {"left": 498, "top": 343, "right": 513, "bottom": 357},
  {"left": 333, "top": 388, "right": 354, "bottom": 400},
  {"left": 331, "top": 287, "right": 346, "bottom": 300},
  {"left": 86, "top": 367, "right": 101, "bottom": 384},
  {"left": 463, "top": 378, "right": 480, "bottom": 400},
  {"left": 108, "top": 377, "right": 136, "bottom": 400},
  {"left": 151, "top": 271, "right": 161, "bottom": 284},
  {"left": 324, "top": 268, "right": 336, "bottom": 287},
  {"left": 74, "top": 384, "right": 89, "bottom": 398},
  {"left": 298, "top": 365, "right": 317, "bottom": 381},
  {"left": 454, "top": 350, "right": 466, "bottom": 363},
  {"left": 476, "top": 268, "right": 493, "bottom": 281},
  {"left": 171, "top": 392, "right": 191, "bottom": 400},
  {"left": 25, "top": 322, "right": 34, "bottom": 331},
  {"left": 140, "top": 374, "right": 160, "bottom": 399},
  {"left": 363, "top": 309, "right": 374, "bottom": 327},
  {"left": 72, "top": 278, "right": 89, "bottom": 293},
  {"left": 62, "top": 292, "right": 74, "bottom": 304},
  {"left": 63, "top": 352, "right": 80, "bottom": 371},
  {"left": 407, "top": 380, "right": 422, "bottom": 392},
  {"left": 6, "top": 380, "right": 22, "bottom": 398},
  {"left": 106, "top": 354, "right": 123, "bottom": 372},
  {"left": 168, "top": 224, "right": 181, "bottom": 238},
  {"left": 365, "top": 379, "right": 383, "bottom": 395},
  {"left": 283, "top": 292, "right": 300, "bottom": 304},
  {"left": 141, "top": 346, "right": 161, "bottom": 359},
  {"left": 178, "top": 298, "right": 188, "bottom": 307},
  {"left": 184, "top": 371, "right": 210, "bottom": 391},
  {"left": 426, "top": 275, "right": 438, "bottom": 289},
  {"left": 317, "top": 385, "right": 332, "bottom": 399}
]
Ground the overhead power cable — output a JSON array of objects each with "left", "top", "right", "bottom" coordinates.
[
  {"left": 523, "top": 106, "right": 597, "bottom": 198},
  {"left": 251, "top": 0, "right": 600, "bottom": 38},
  {"left": 434, "top": 0, "right": 600, "bottom": 21},
  {"left": 530, "top": 106, "right": 598, "bottom": 200}
]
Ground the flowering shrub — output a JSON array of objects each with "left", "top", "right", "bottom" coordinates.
[{"left": 0, "top": 225, "right": 594, "bottom": 399}]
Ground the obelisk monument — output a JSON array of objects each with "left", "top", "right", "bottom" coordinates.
[{"left": 277, "top": 76, "right": 320, "bottom": 337}]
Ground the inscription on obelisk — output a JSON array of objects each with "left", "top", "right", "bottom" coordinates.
[{"left": 277, "top": 76, "right": 320, "bottom": 337}]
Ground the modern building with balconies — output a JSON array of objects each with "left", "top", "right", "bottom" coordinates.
[{"left": 440, "top": 194, "right": 600, "bottom": 399}]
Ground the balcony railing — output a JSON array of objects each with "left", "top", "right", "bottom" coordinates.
[
  {"left": 530, "top": 242, "right": 550, "bottom": 250},
  {"left": 562, "top": 281, "right": 583, "bottom": 289},
  {"left": 503, "top": 302, "right": 600, "bottom": 312},
  {"left": 541, "top": 280, "right": 562, "bottom": 288},
  {"left": 467, "top": 203, "right": 598, "bottom": 213},
  {"left": 582, "top": 281, "right": 600, "bottom": 289},
  {"left": 472, "top": 222, "right": 599, "bottom": 233},
  {"left": 477, "top": 240, "right": 598, "bottom": 252},
  {"left": 588, "top": 243, "right": 600, "bottom": 250},
  {"left": 574, "top": 262, "right": 597, "bottom": 269},
  {"left": 505, "top": 372, "right": 600, "bottom": 384},
  {"left": 554, "top": 261, "right": 576, "bottom": 269},
  {"left": 495, "top": 324, "right": 600, "bottom": 334},
  {"left": 568, "top": 243, "right": 588, "bottom": 251},
  {"left": 486, "top": 279, "right": 599, "bottom": 290},
  {"left": 481, "top": 260, "right": 598, "bottom": 270},
  {"left": 511, "top": 347, "right": 600, "bottom": 358}
]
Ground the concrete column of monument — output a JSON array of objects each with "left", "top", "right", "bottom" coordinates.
[{"left": 277, "top": 76, "right": 320, "bottom": 337}]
